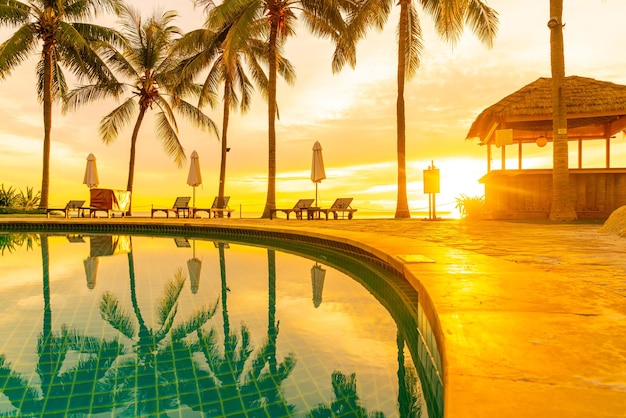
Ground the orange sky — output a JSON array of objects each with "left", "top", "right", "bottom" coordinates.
[{"left": 1, "top": 0, "right": 626, "bottom": 217}]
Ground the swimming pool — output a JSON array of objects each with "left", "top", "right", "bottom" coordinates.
[{"left": 0, "top": 224, "right": 442, "bottom": 417}]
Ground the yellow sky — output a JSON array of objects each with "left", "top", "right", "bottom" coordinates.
[{"left": 1, "top": 0, "right": 626, "bottom": 217}]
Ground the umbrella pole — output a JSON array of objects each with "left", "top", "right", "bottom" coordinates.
[
  {"left": 315, "top": 183, "right": 318, "bottom": 207},
  {"left": 193, "top": 186, "right": 196, "bottom": 208}
]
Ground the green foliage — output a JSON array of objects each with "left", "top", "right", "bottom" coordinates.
[
  {"left": 16, "top": 187, "right": 41, "bottom": 209},
  {"left": 0, "top": 184, "right": 19, "bottom": 207},
  {"left": 0, "top": 184, "right": 41, "bottom": 209},
  {"left": 455, "top": 194, "right": 485, "bottom": 220},
  {"left": 0, "top": 233, "right": 39, "bottom": 255}
]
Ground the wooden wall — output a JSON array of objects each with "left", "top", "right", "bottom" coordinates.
[{"left": 479, "top": 168, "right": 626, "bottom": 219}]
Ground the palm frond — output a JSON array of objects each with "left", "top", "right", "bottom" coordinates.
[
  {"left": 0, "top": 354, "right": 39, "bottom": 409},
  {"left": 99, "top": 97, "right": 136, "bottom": 143},
  {"left": 56, "top": 21, "right": 116, "bottom": 83},
  {"left": 71, "top": 21, "right": 126, "bottom": 49},
  {"left": 100, "top": 45, "right": 138, "bottom": 80},
  {"left": 404, "top": 5, "right": 423, "bottom": 80},
  {"left": 63, "top": 81, "right": 126, "bottom": 113},
  {"left": 62, "top": 0, "right": 124, "bottom": 20},
  {"left": 175, "top": 99, "right": 219, "bottom": 138},
  {"left": 0, "top": 0, "right": 30, "bottom": 26},
  {"left": 99, "top": 291, "right": 136, "bottom": 339},
  {"left": 36, "top": 57, "right": 67, "bottom": 104},
  {"left": 170, "top": 300, "right": 219, "bottom": 341},
  {"left": 464, "top": 0, "right": 498, "bottom": 48},
  {"left": 156, "top": 269, "right": 186, "bottom": 327},
  {"left": 0, "top": 23, "right": 37, "bottom": 78},
  {"left": 154, "top": 111, "right": 186, "bottom": 167}
]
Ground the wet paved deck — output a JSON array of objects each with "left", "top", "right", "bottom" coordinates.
[{"left": 1, "top": 216, "right": 625, "bottom": 417}]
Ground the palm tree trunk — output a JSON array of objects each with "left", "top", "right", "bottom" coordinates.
[
  {"left": 41, "top": 234, "right": 51, "bottom": 340},
  {"left": 267, "top": 249, "right": 277, "bottom": 374},
  {"left": 548, "top": 0, "right": 576, "bottom": 221},
  {"left": 218, "top": 85, "right": 230, "bottom": 218},
  {"left": 126, "top": 108, "right": 147, "bottom": 216},
  {"left": 396, "top": 330, "right": 409, "bottom": 418},
  {"left": 219, "top": 243, "right": 230, "bottom": 336},
  {"left": 39, "top": 47, "right": 54, "bottom": 209},
  {"left": 262, "top": 23, "right": 279, "bottom": 219},
  {"left": 395, "top": 0, "right": 411, "bottom": 219}
]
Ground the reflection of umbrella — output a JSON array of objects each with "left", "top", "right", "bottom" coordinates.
[
  {"left": 311, "top": 141, "right": 326, "bottom": 207},
  {"left": 311, "top": 262, "right": 326, "bottom": 308},
  {"left": 83, "top": 257, "right": 99, "bottom": 290},
  {"left": 187, "top": 240, "right": 202, "bottom": 294},
  {"left": 187, "top": 150, "right": 202, "bottom": 207},
  {"left": 83, "top": 153, "right": 99, "bottom": 189}
]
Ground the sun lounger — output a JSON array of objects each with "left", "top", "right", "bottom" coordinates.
[
  {"left": 151, "top": 196, "right": 191, "bottom": 218},
  {"left": 318, "top": 198, "right": 357, "bottom": 220},
  {"left": 270, "top": 199, "right": 315, "bottom": 220},
  {"left": 46, "top": 200, "right": 88, "bottom": 218},
  {"left": 192, "top": 196, "right": 234, "bottom": 218}
]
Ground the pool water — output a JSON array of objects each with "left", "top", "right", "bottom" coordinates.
[{"left": 0, "top": 232, "right": 438, "bottom": 417}]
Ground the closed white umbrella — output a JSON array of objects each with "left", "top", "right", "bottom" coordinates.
[
  {"left": 83, "top": 257, "right": 99, "bottom": 290},
  {"left": 187, "top": 240, "right": 202, "bottom": 294},
  {"left": 311, "top": 141, "right": 326, "bottom": 207},
  {"left": 187, "top": 150, "right": 202, "bottom": 207},
  {"left": 83, "top": 153, "right": 99, "bottom": 189},
  {"left": 311, "top": 262, "right": 326, "bottom": 308}
]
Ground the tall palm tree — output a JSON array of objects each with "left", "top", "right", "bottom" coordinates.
[
  {"left": 99, "top": 251, "right": 218, "bottom": 415},
  {"left": 548, "top": 0, "right": 576, "bottom": 221},
  {"left": 348, "top": 0, "right": 498, "bottom": 218},
  {"left": 175, "top": 4, "right": 295, "bottom": 215},
  {"left": 0, "top": 0, "right": 123, "bottom": 209},
  {"left": 63, "top": 5, "right": 218, "bottom": 215},
  {"left": 210, "top": 0, "right": 356, "bottom": 218}
]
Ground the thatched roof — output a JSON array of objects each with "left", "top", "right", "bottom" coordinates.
[{"left": 466, "top": 76, "right": 626, "bottom": 144}]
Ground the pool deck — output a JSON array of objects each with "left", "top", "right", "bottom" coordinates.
[{"left": 1, "top": 216, "right": 625, "bottom": 417}]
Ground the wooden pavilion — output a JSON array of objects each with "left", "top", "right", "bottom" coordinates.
[{"left": 466, "top": 76, "right": 626, "bottom": 220}]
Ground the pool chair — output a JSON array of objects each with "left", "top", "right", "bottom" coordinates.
[
  {"left": 46, "top": 200, "right": 88, "bottom": 218},
  {"left": 192, "top": 196, "right": 234, "bottom": 218},
  {"left": 318, "top": 198, "right": 358, "bottom": 220},
  {"left": 270, "top": 198, "right": 315, "bottom": 220},
  {"left": 151, "top": 196, "right": 191, "bottom": 218}
]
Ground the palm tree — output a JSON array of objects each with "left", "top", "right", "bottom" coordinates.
[
  {"left": 175, "top": 4, "right": 294, "bottom": 215},
  {"left": 0, "top": 0, "right": 123, "bottom": 209},
  {"left": 188, "top": 246, "right": 296, "bottom": 416},
  {"left": 210, "top": 0, "right": 356, "bottom": 218},
  {"left": 548, "top": 0, "right": 576, "bottom": 221},
  {"left": 63, "top": 5, "right": 218, "bottom": 215},
  {"left": 0, "top": 234, "right": 122, "bottom": 416},
  {"left": 99, "top": 251, "right": 218, "bottom": 415},
  {"left": 348, "top": 0, "right": 498, "bottom": 218}
]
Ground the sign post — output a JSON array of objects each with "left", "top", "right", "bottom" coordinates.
[{"left": 423, "top": 161, "right": 440, "bottom": 220}]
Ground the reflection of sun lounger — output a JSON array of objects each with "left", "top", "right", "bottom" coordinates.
[
  {"left": 151, "top": 196, "right": 191, "bottom": 218},
  {"left": 192, "top": 196, "right": 234, "bottom": 218},
  {"left": 270, "top": 199, "right": 315, "bottom": 220},
  {"left": 46, "top": 200, "right": 88, "bottom": 218},
  {"left": 318, "top": 198, "right": 357, "bottom": 220}
]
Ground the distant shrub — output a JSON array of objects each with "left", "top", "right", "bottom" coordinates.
[
  {"left": 0, "top": 184, "right": 41, "bottom": 210},
  {"left": 455, "top": 194, "right": 485, "bottom": 220},
  {"left": 0, "top": 184, "right": 19, "bottom": 207}
]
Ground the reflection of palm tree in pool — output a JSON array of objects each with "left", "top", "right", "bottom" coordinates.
[
  {"left": 397, "top": 332, "right": 423, "bottom": 417},
  {"left": 0, "top": 234, "right": 123, "bottom": 416},
  {"left": 0, "top": 232, "right": 38, "bottom": 254},
  {"left": 184, "top": 245, "right": 297, "bottom": 416},
  {"left": 307, "top": 370, "right": 385, "bottom": 417},
  {"left": 98, "top": 241, "right": 218, "bottom": 415}
]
